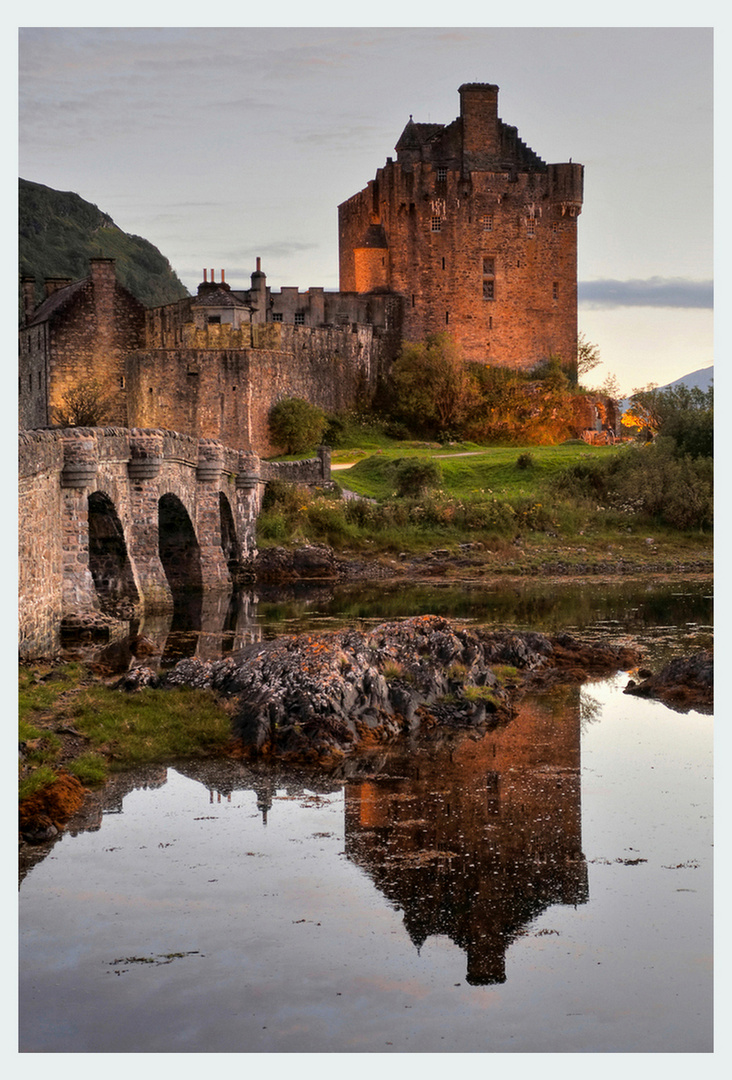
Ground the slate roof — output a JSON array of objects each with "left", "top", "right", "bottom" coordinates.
[{"left": 25, "top": 279, "right": 86, "bottom": 327}]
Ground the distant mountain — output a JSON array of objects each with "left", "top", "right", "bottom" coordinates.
[
  {"left": 620, "top": 366, "right": 713, "bottom": 412},
  {"left": 19, "top": 178, "right": 189, "bottom": 313},
  {"left": 661, "top": 366, "right": 713, "bottom": 393}
]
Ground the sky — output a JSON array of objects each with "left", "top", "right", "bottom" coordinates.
[{"left": 15, "top": 18, "right": 717, "bottom": 397}]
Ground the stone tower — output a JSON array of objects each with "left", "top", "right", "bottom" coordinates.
[{"left": 338, "top": 83, "right": 583, "bottom": 374}]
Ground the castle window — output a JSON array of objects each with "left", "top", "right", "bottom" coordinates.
[
  {"left": 482, "top": 256, "right": 496, "bottom": 301},
  {"left": 445, "top": 311, "right": 449, "bottom": 324},
  {"left": 552, "top": 223, "right": 559, "bottom": 234},
  {"left": 208, "top": 315, "right": 221, "bottom": 324},
  {"left": 527, "top": 218, "right": 535, "bottom": 237},
  {"left": 272, "top": 312, "right": 283, "bottom": 322},
  {"left": 294, "top": 312, "right": 305, "bottom": 325},
  {"left": 436, "top": 167, "right": 448, "bottom": 182},
  {"left": 431, "top": 216, "right": 442, "bottom": 232},
  {"left": 442, "top": 257, "right": 446, "bottom": 270},
  {"left": 481, "top": 215, "right": 493, "bottom": 231},
  {"left": 552, "top": 281, "right": 559, "bottom": 300}
]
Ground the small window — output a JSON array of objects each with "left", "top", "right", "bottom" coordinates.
[
  {"left": 527, "top": 218, "right": 535, "bottom": 237},
  {"left": 431, "top": 216, "right": 442, "bottom": 232},
  {"left": 552, "top": 223, "right": 559, "bottom": 235},
  {"left": 436, "top": 166, "right": 448, "bottom": 182},
  {"left": 482, "top": 256, "right": 496, "bottom": 301},
  {"left": 272, "top": 312, "right": 283, "bottom": 322},
  {"left": 552, "top": 281, "right": 559, "bottom": 301},
  {"left": 294, "top": 312, "right": 305, "bottom": 325},
  {"left": 445, "top": 311, "right": 449, "bottom": 324},
  {"left": 207, "top": 315, "right": 221, "bottom": 324},
  {"left": 441, "top": 257, "right": 446, "bottom": 270},
  {"left": 481, "top": 215, "right": 493, "bottom": 231}
]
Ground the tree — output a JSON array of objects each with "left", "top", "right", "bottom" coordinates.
[
  {"left": 389, "top": 333, "right": 478, "bottom": 435},
  {"left": 624, "top": 383, "right": 713, "bottom": 457},
  {"left": 577, "top": 332, "right": 602, "bottom": 379},
  {"left": 268, "top": 397, "right": 327, "bottom": 454},
  {"left": 53, "top": 379, "right": 115, "bottom": 427}
]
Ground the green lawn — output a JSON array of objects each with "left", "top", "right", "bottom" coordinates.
[{"left": 338, "top": 443, "right": 620, "bottom": 501}]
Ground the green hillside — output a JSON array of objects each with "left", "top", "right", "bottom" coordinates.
[{"left": 19, "top": 178, "right": 189, "bottom": 313}]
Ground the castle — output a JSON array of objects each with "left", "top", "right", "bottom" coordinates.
[{"left": 19, "top": 84, "right": 583, "bottom": 456}]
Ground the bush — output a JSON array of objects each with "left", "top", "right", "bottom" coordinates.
[
  {"left": 516, "top": 452, "right": 535, "bottom": 470},
  {"left": 394, "top": 457, "right": 443, "bottom": 497},
  {"left": 268, "top": 397, "right": 327, "bottom": 454},
  {"left": 53, "top": 379, "right": 115, "bottom": 427}
]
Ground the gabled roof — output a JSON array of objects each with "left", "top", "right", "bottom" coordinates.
[
  {"left": 395, "top": 117, "right": 445, "bottom": 151},
  {"left": 25, "top": 279, "right": 86, "bottom": 328}
]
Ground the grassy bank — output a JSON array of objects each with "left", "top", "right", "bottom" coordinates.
[
  {"left": 19, "top": 662, "right": 232, "bottom": 807},
  {"left": 260, "top": 439, "right": 712, "bottom": 568}
]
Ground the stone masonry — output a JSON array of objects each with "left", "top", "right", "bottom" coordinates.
[{"left": 18, "top": 427, "right": 330, "bottom": 657}]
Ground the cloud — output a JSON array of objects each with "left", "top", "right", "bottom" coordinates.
[{"left": 578, "top": 277, "right": 713, "bottom": 309}]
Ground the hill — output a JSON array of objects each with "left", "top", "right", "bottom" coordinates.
[
  {"left": 663, "top": 366, "right": 713, "bottom": 393},
  {"left": 19, "top": 178, "right": 189, "bottom": 312}
]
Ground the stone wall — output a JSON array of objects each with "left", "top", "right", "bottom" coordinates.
[
  {"left": 125, "top": 322, "right": 397, "bottom": 456},
  {"left": 18, "top": 431, "right": 65, "bottom": 657}
]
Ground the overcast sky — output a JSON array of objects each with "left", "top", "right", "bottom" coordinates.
[{"left": 17, "top": 20, "right": 715, "bottom": 395}]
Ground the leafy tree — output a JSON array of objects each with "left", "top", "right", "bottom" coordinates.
[
  {"left": 624, "top": 383, "right": 713, "bottom": 457},
  {"left": 268, "top": 397, "right": 327, "bottom": 454},
  {"left": 389, "top": 333, "right": 478, "bottom": 435},
  {"left": 531, "top": 355, "right": 570, "bottom": 392},
  {"left": 577, "top": 333, "right": 602, "bottom": 379},
  {"left": 53, "top": 380, "right": 115, "bottom": 427}
]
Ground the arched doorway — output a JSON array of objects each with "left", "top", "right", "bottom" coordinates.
[{"left": 87, "top": 491, "right": 139, "bottom": 615}]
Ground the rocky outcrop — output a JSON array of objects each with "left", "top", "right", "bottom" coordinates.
[
  {"left": 123, "top": 616, "right": 641, "bottom": 762},
  {"left": 624, "top": 650, "right": 713, "bottom": 712}
]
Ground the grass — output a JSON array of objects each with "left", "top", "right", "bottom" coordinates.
[
  {"left": 66, "top": 684, "right": 232, "bottom": 767},
  {"left": 18, "top": 662, "right": 234, "bottom": 808},
  {"left": 340, "top": 443, "right": 620, "bottom": 501}
]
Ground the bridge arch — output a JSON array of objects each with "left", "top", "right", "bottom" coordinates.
[
  {"left": 87, "top": 491, "right": 139, "bottom": 613},
  {"left": 219, "top": 491, "right": 240, "bottom": 574},
  {"left": 158, "top": 493, "right": 203, "bottom": 595}
]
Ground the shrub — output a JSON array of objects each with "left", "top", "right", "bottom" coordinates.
[
  {"left": 394, "top": 457, "right": 443, "bottom": 497},
  {"left": 53, "top": 379, "right": 115, "bottom": 427},
  {"left": 268, "top": 397, "right": 327, "bottom": 454},
  {"left": 516, "top": 452, "right": 535, "bottom": 470}
]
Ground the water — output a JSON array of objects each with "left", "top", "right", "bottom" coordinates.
[
  {"left": 86, "top": 576, "right": 713, "bottom": 672},
  {"left": 19, "top": 676, "right": 712, "bottom": 1052}
]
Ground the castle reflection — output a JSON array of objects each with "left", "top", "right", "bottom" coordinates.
[{"left": 344, "top": 687, "right": 588, "bottom": 985}]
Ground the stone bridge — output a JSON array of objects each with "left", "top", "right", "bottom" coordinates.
[{"left": 18, "top": 427, "right": 331, "bottom": 658}]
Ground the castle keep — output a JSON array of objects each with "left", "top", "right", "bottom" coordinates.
[{"left": 339, "top": 83, "right": 583, "bottom": 368}]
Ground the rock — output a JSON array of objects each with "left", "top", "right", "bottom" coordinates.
[
  {"left": 162, "top": 615, "right": 643, "bottom": 762},
  {"left": 624, "top": 650, "right": 713, "bottom": 712}
]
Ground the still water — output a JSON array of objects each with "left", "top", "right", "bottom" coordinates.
[{"left": 20, "top": 580, "right": 713, "bottom": 1053}]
